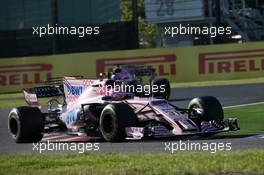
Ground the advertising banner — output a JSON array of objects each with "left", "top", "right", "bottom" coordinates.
[{"left": 0, "top": 41, "right": 263, "bottom": 93}]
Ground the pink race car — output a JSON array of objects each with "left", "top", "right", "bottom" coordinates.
[{"left": 8, "top": 76, "right": 239, "bottom": 143}]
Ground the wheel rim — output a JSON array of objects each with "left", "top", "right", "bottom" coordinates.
[
  {"left": 102, "top": 114, "right": 114, "bottom": 134},
  {"left": 189, "top": 104, "right": 204, "bottom": 120}
]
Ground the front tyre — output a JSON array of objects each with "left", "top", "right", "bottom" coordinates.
[
  {"left": 99, "top": 103, "right": 137, "bottom": 142},
  {"left": 8, "top": 106, "right": 44, "bottom": 143},
  {"left": 188, "top": 96, "right": 224, "bottom": 127}
]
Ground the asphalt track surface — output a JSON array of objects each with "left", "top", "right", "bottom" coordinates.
[{"left": 0, "top": 83, "right": 264, "bottom": 154}]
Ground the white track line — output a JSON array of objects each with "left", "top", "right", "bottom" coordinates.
[
  {"left": 247, "top": 134, "right": 264, "bottom": 139},
  {"left": 223, "top": 101, "right": 264, "bottom": 109}
]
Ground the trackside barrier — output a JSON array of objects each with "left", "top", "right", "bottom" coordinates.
[{"left": 0, "top": 41, "right": 263, "bottom": 93}]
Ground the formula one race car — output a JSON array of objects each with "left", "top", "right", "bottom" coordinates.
[{"left": 8, "top": 76, "right": 239, "bottom": 143}]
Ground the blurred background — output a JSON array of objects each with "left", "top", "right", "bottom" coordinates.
[
  {"left": 0, "top": 0, "right": 263, "bottom": 58},
  {"left": 0, "top": 0, "right": 137, "bottom": 58}
]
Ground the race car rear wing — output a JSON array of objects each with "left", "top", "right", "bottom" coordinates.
[
  {"left": 24, "top": 85, "right": 64, "bottom": 98},
  {"left": 23, "top": 76, "right": 97, "bottom": 106},
  {"left": 23, "top": 85, "right": 64, "bottom": 106},
  {"left": 23, "top": 76, "right": 68, "bottom": 106},
  {"left": 23, "top": 89, "right": 39, "bottom": 106},
  {"left": 24, "top": 76, "right": 84, "bottom": 99}
]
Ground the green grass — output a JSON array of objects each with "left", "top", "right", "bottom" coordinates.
[
  {"left": 224, "top": 104, "right": 264, "bottom": 135},
  {"left": 0, "top": 92, "right": 51, "bottom": 108},
  {"left": 0, "top": 92, "right": 23, "bottom": 99},
  {"left": 0, "top": 92, "right": 25, "bottom": 108},
  {"left": 0, "top": 151, "right": 263, "bottom": 175},
  {"left": 0, "top": 98, "right": 51, "bottom": 108},
  {"left": 0, "top": 100, "right": 26, "bottom": 108}
]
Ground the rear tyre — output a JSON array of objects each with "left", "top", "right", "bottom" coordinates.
[
  {"left": 152, "top": 78, "right": 171, "bottom": 100},
  {"left": 188, "top": 96, "right": 224, "bottom": 127},
  {"left": 99, "top": 103, "right": 137, "bottom": 142},
  {"left": 8, "top": 106, "right": 44, "bottom": 143}
]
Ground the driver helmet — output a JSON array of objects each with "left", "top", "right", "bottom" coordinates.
[{"left": 113, "top": 67, "right": 122, "bottom": 74}]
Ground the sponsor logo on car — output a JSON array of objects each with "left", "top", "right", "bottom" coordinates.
[
  {"left": 0, "top": 64, "right": 53, "bottom": 86},
  {"left": 96, "top": 54, "right": 177, "bottom": 77},
  {"left": 66, "top": 84, "right": 83, "bottom": 96},
  {"left": 199, "top": 49, "right": 264, "bottom": 74},
  {"left": 66, "top": 108, "right": 81, "bottom": 125}
]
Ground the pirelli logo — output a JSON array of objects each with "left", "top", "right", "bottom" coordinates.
[
  {"left": 96, "top": 55, "right": 177, "bottom": 76},
  {"left": 199, "top": 49, "right": 264, "bottom": 74},
  {"left": 0, "top": 64, "right": 53, "bottom": 86}
]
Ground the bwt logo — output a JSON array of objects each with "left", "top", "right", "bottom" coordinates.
[
  {"left": 96, "top": 55, "right": 177, "bottom": 76},
  {"left": 0, "top": 64, "right": 53, "bottom": 86},
  {"left": 199, "top": 49, "right": 264, "bottom": 74},
  {"left": 66, "top": 84, "right": 83, "bottom": 95}
]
